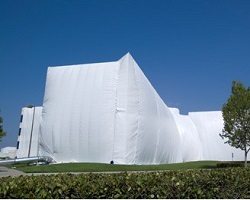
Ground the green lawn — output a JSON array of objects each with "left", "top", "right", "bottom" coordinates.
[{"left": 11, "top": 160, "right": 219, "bottom": 173}]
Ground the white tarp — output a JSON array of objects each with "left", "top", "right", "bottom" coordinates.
[
  {"left": 38, "top": 53, "right": 248, "bottom": 164},
  {"left": 169, "top": 108, "right": 203, "bottom": 162},
  {"left": 189, "top": 111, "right": 246, "bottom": 161},
  {"left": 16, "top": 107, "right": 42, "bottom": 158},
  {"left": 0, "top": 147, "right": 16, "bottom": 159},
  {"left": 170, "top": 108, "right": 248, "bottom": 162}
]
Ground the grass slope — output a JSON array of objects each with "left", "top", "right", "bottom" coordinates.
[{"left": 13, "top": 161, "right": 218, "bottom": 173}]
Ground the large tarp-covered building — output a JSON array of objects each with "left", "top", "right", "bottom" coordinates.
[
  {"left": 16, "top": 53, "right": 248, "bottom": 164},
  {"left": 39, "top": 53, "right": 183, "bottom": 164}
]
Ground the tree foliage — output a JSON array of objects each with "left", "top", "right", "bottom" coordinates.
[
  {"left": 0, "top": 115, "right": 6, "bottom": 142},
  {"left": 220, "top": 81, "right": 250, "bottom": 166}
]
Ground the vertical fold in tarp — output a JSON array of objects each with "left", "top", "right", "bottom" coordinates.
[
  {"left": 112, "top": 53, "right": 140, "bottom": 164},
  {"left": 169, "top": 108, "right": 203, "bottom": 161}
]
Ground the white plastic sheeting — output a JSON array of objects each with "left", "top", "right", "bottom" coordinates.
[
  {"left": 170, "top": 108, "right": 248, "bottom": 162},
  {"left": 22, "top": 52, "right": 246, "bottom": 164},
  {"left": 0, "top": 147, "right": 16, "bottom": 159},
  {"left": 169, "top": 108, "right": 203, "bottom": 162},
  {"left": 16, "top": 107, "right": 42, "bottom": 158},
  {"left": 189, "top": 111, "right": 247, "bottom": 161}
]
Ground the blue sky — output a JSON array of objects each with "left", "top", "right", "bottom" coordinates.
[{"left": 0, "top": 0, "right": 250, "bottom": 148}]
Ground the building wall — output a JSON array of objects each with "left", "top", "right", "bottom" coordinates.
[{"left": 16, "top": 107, "right": 42, "bottom": 158}]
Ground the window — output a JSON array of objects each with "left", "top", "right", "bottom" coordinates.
[
  {"left": 16, "top": 141, "right": 20, "bottom": 149},
  {"left": 20, "top": 115, "right": 23, "bottom": 123},
  {"left": 18, "top": 128, "right": 21, "bottom": 136}
]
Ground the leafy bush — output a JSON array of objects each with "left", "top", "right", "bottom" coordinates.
[
  {"left": 216, "top": 161, "right": 245, "bottom": 168},
  {"left": 0, "top": 168, "right": 249, "bottom": 198}
]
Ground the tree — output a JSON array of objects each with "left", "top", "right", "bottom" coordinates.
[
  {"left": 220, "top": 81, "right": 250, "bottom": 167},
  {"left": 26, "top": 104, "right": 34, "bottom": 108},
  {"left": 0, "top": 115, "right": 6, "bottom": 143}
]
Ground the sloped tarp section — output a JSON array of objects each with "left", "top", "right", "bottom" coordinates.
[
  {"left": 16, "top": 107, "right": 42, "bottom": 158},
  {"left": 39, "top": 53, "right": 182, "bottom": 164}
]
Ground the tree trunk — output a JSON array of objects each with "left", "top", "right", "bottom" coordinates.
[{"left": 245, "top": 150, "right": 248, "bottom": 168}]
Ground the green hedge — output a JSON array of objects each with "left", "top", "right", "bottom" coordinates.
[
  {"left": 216, "top": 161, "right": 247, "bottom": 168},
  {"left": 0, "top": 168, "right": 249, "bottom": 198}
]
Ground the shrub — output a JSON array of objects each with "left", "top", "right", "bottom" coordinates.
[
  {"left": 0, "top": 168, "right": 249, "bottom": 198},
  {"left": 216, "top": 161, "right": 246, "bottom": 168}
]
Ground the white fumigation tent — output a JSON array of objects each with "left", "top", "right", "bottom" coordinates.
[
  {"left": 39, "top": 53, "right": 182, "bottom": 164},
  {"left": 16, "top": 53, "right": 248, "bottom": 164}
]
